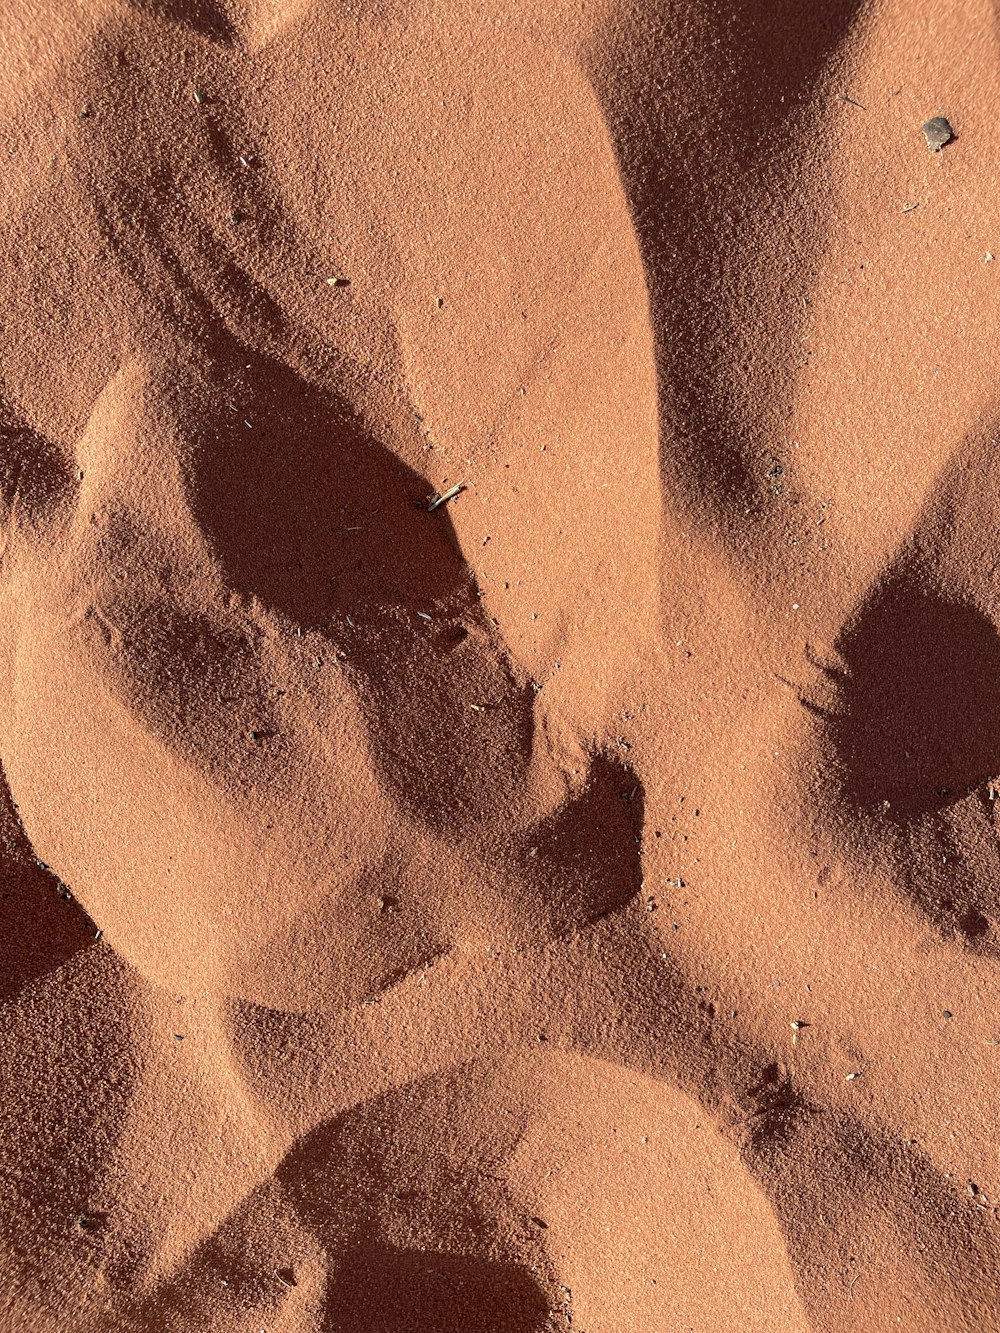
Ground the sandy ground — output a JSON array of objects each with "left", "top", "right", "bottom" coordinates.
[{"left": 1, "top": 1, "right": 1000, "bottom": 1329}]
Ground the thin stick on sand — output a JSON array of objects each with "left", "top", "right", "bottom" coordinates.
[{"left": 426, "top": 483, "right": 465, "bottom": 511}]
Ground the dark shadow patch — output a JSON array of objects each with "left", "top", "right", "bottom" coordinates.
[
  {"left": 746, "top": 1062, "right": 814, "bottom": 1155},
  {"left": 519, "top": 756, "right": 645, "bottom": 933},
  {"left": 955, "top": 905, "right": 990, "bottom": 941},
  {"left": 897, "top": 812, "right": 1000, "bottom": 956},
  {"left": 826, "top": 579, "right": 1000, "bottom": 817},
  {"left": 323, "top": 1242, "right": 551, "bottom": 1333},
  {"left": 181, "top": 348, "right": 464, "bottom": 627},
  {"left": 181, "top": 343, "right": 538, "bottom": 835},
  {"left": 271, "top": 1074, "right": 554, "bottom": 1333},
  {"left": 0, "top": 408, "right": 74, "bottom": 531},
  {"left": 124, "top": 0, "right": 238, "bottom": 44},
  {"left": 0, "top": 766, "right": 96, "bottom": 1005}
]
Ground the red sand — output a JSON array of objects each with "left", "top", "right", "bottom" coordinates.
[{"left": 1, "top": 1, "right": 1000, "bottom": 1329}]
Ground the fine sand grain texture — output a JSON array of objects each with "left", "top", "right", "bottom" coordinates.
[{"left": 1, "top": 1, "right": 999, "bottom": 1329}]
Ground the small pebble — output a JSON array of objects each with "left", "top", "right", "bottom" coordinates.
[{"left": 922, "top": 116, "right": 955, "bottom": 151}]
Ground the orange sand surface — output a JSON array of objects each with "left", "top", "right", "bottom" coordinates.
[{"left": 1, "top": 1, "right": 1000, "bottom": 1329}]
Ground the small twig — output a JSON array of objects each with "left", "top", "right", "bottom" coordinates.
[
  {"left": 841, "top": 94, "right": 866, "bottom": 110},
  {"left": 426, "top": 483, "right": 464, "bottom": 511}
]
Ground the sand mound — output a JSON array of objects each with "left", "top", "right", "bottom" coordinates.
[{"left": 1, "top": 0, "right": 999, "bottom": 1328}]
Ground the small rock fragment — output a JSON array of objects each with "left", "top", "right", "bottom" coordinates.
[{"left": 922, "top": 116, "right": 955, "bottom": 152}]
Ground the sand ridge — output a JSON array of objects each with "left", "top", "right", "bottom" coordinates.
[{"left": 1, "top": 0, "right": 999, "bottom": 1329}]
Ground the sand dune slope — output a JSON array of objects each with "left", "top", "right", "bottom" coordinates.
[{"left": 1, "top": 1, "right": 1000, "bottom": 1329}]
